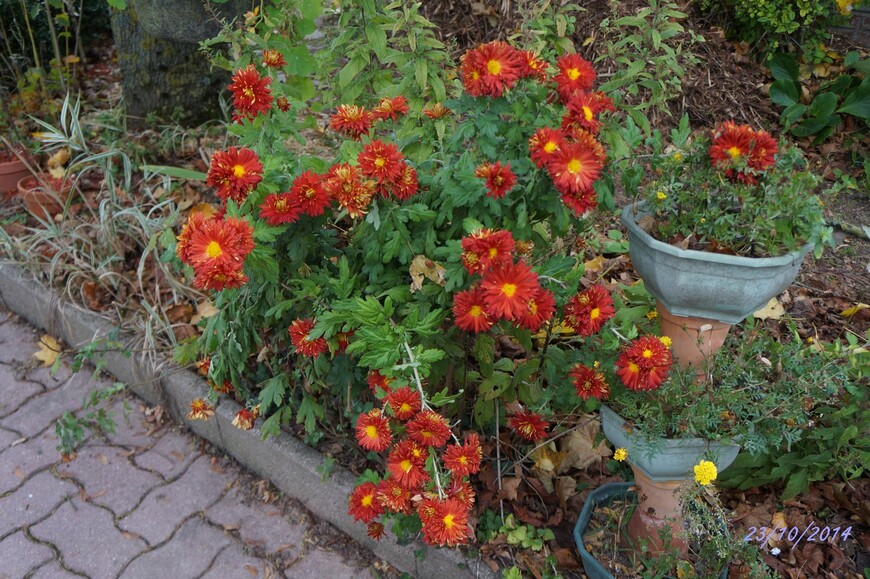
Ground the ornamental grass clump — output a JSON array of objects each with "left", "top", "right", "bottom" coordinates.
[{"left": 636, "top": 118, "right": 832, "bottom": 257}]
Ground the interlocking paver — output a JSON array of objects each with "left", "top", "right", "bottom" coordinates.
[
  {"left": 121, "top": 517, "right": 230, "bottom": 579},
  {"left": 132, "top": 427, "right": 200, "bottom": 479},
  {"left": 29, "top": 498, "right": 146, "bottom": 577},
  {"left": 0, "top": 530, "right": 54, "bottom": 578},
  {"left": 119, "top": 455, "right": 229, "bottom": 545},
  {"left": 0, "top": 428, "right": 22, "bottom": 453},
  {"left": 0, "top": 367, "right": 42, "bottom": 418},
  {"left": 0, "top": 430, "right": 59, "bottom": 495},
  {"left": 0, "top": 373, "right": 92, "bottom": 438},
  {"left": 283, "top": 547, "right": 372, "bottom": 579},
  {"left": 101, "top": 397, "right": 154, "bottom": 449},
  {"left": 57, "top": 445, "right": 162, "bottom": 516},
  {"left": 26, "top": 560, "right": 82, "bottom": 579},
  {"left": 0, "top": 470, "right": 77, "bottom": 538},
  {"left": 205, "top": 484, "right": 307, "bottom": 559},
  {"left": 201, "top": 544, "right": 272, "bottom": 579}
]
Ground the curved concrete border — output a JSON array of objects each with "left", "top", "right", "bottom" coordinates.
[{"left": 0, "top": 262, "right": 498, "bottom": 579}]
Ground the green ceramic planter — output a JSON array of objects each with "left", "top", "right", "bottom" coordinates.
[
  {"left": 600, "top": 405, "right": 739, "bottom": 482},
  {"left": 573, "top": 482, "right": 729, "bottom": 579},
  {"left": 621, "top": 202, "right": 813, "bottom": 324}
]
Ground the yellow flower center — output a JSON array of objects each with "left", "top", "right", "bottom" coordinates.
[
  {"left": 567, "top": 158, "right": 582, "bottom": 174},
  {"left": 543, "top": 141, "right": 558, "bottom": 153},
  {"left": 488, "top": 247, "right": 498, "bottom": 258},
  {"left": 459, "top": 456, "right": 467, "bottom": 464},
  {"left": 443, "top": 514, "right": 455, "bottom": 528},
  {"left": 400, "top": 403, "right": 412, "bottom": 413},
  {"left": 361, "top": 494, "right": 373, "bottom": 506},
  {"left": 469, "top": 305, "right": 483, "bottom": 317},
  {"left": 275, "top": 198, "right": 287, "bottom": 211},
  {"left": 375, "top": 157, "right": 386, "bottom": 167},
  {"left": 628, "top": 362, "right": 639, "bottom": 374},
  {"left": 528, "top": 301, "right": 538, "bottom": 315},
  {"left": 304, "top": 186, "right": 316, "bottom": 199},
  {"left": 400, "top": 459, "right": 412, "bottom": 473},
  {"left": 242, "top": 87, "right": 255, "bottom": 99},
  {"left": 233, "top": 164, "right": 247, "bottom": 178},
  {"left": 590, "top": 307, "right": 600, "bottom": 320},
  {"left": 502, "top": 283, "right": 517, "bottom": 298},
  {"left": 567, "top": 68, "right": 580, "bottom": 80},
  {"left": 471, "top": 71, "right": 480, "bottom": 81},
  {"left": 365, "top": 425, "right": 378, "bottom": 438},
  {"left": 205, "top": 241, "right": 223, "bottom": 258},
  {"left": 642, "top": 349, "right": 653, "bottom": 358},
  {"left": 727, "top": 146, "right": 742, "bottom": 159},
  {"left": 582, "top": 106, "right": 593, "bottom": 121},
  {"left": 487, "top": 59, "right": 502, "bottom": 75}
]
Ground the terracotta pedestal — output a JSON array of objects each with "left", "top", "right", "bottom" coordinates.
[
  {"left": 626, "top": 467, "right": 688, "bottom": 556},
  {"left": 657, "top": 303, "right": 731, "bottom": 377}
]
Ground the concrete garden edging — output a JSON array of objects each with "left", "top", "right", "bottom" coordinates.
[{"left": 0, "top": 262, "right": 498, "bottom": 579}]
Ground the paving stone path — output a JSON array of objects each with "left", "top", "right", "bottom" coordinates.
[{"left": 0, "top": 306, "right": 396, "bottom": 579}]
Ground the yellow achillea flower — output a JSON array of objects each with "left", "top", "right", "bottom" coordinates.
[
  {"left": 646, "top": 310, "right": 658, "bottom": 320},
  {"left": 613, "top": 447, "right": 628, "bottom": 462},
  {"left": 656, "top": 191, "right": 667, "bottom": 201},
  {"left": 659, "top": 336, "right": 672, "bottom": 348},
  {"left": 694, "top": 460, "right": 718, "bottom": 485}
]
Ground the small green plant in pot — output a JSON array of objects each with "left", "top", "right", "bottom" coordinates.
[{"left": 621, "top": 118, "right": 832, "bottom": 371}]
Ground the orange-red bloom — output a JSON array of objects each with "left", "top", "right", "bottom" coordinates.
[
  {"left": 709, "top": 121, "right": 778, "bottom": 184},
  {"left": 348, "top": 481, "right": 383, "bottom": 523},
  {"left": 508, "top": 410, "right": 549, "bottom": 441},
  {"left": 519, "top": 50, "right": 549, "bottom": 81},
  {"left": 447, "top": 479, "right": 476, "bottom": 510},
  {"left": 391, "top": 164, "right": 419, "bottom": 201},
  {"left": 262, "top": 49, "right": 286, "bottom": 68},
  {"left": 232, "top": 408, "right": 256, "bottom": 430},
  {"left": 288, "top": 318, "right": 328, "bottom": 357},
  {"left": 367, "top": 521, "right": 385, "bottom": 540},
  {"left": 206, "top": 147, "right": 264, "bottom": 204},
  {"left": 229, "top": 64, "right": 273, "bottom": 121},
  {"left": 547, "top": 140, "right": 603, "bottom": 196},
  {"left": 553, "top": 53, "right": 596, "bottom": 103},
  {"left": 376, "top": 479, "right": 413, "bottom": 514},
  {"left": 421, "top": 498, "right": 470, "bottom": 546},
  {"left": 187, "top": 398, "right": 214, "bottom": 421},
  {"left": 461, "top": 228, "right": 515, "bottom": 274},
  {"left": 406, "top": 410, "right": 451, "bottom": 448},
  {"left": 475, "top": 161, "right": 516, "bottom": 199},
  {"left": 358, "top": 140, "right": 405, "bottom": 185},
  {"left": 561, "top": 91, "right": 615, "bottom": 136},
  {"left": 178, "top": 214, "right": 255, "bottom": 292},
  {"left": 385, "top": 386, "right": 422, "bottom": 421},
  {"left": 517, "top": 287, "right": 556, "bottom": 331},
  {"left": 324, "top": 163, "right": 374, "bottom": 218},
  {"left": 479, "top": 261, "right": 540, "bottom": 321},
  {"left": 564, "top": 285, "right": 615, "bottom": 337},
  {"left": 367, "top": 370, "right": 392, "bottom": 395},
  {"left": 461, "top": 41, "right": 524, "bottom": 97},
  {"left": 195, "top": 357, "right": 210, "bottom": 376},
  {"left": 453, "top": 287, "right": 495, "bottom": 333},
  {"left": 442, "top": 433, "right": 482, "bottom": 477},
  {"left": 616, "top": 335, "right": 674, "bottom": 391},
  {"left": 372, "top": 96, "right": 409, "bottom": 121},
  {"left": 288, "top": 170, "right": 331, "bottom": 217},
  {"left": 423, "top": 102, "right": 451, "bottom": 119},
  {"left": 529, "top": 127, "right": 565, "bottom": 169},
  {"left": 330, "top": 104, "right": 373, "bottom": 140},
  {"left": 560, "top": 188, "right": 599, "bottom": 217},
  {"left": 275, "top": 96, "right": 291, "bottom": 112},
  {"left": 386, "top": 439, "right": 430, "bottom": 489},
  {"left": 570, "top": 364, "right": 610, "bottom": 400},
  {"left": 259, "top": 193, "right": 302, "bottom": 225},
  {"left": 355, "top": 409, "right": 393, "bottom": 452}
]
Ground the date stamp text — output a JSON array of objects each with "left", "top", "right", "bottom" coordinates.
[{"left": 743, "top": 523, "right": 853, "bottom": 548}]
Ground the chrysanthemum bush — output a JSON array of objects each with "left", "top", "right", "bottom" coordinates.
[{"left": 171, "top": 29, "right": 683, "bottom": 546}]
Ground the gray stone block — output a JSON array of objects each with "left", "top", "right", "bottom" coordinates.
[
  {"left": 121, "top": 517, "right": 231, "bottom": 579},
  {"left": 0, "top": 531, "right": 54, "bottom": 578},
  {"left": 0, "top": 471, "right": 77, "bottom": 538}
]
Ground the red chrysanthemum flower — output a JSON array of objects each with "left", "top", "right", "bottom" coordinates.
[
  {"left": 229, "top": 64, "right": 273, "bottom": 121},
  {"left": 336, "top": 331, "right": 353, "bottom": 353},
  {"left": 616, "top": 335, "right": 673, "bottom": 391},
  {"left": 186, "top": 398, "right": 214, "bottom": 421},
  {"left": 195, "top": 357, "right": 210, "bottom": 376},
  {"left": 461, "top": 228, "right": 515, "bottom": 274},
  {"left": 348, "top": 482, "right": 383, "bottom": 523},
  {"left": 709, "top": 121, "right": 779, "bottom": 184},
  {"left": 564, "top": 285, "right": 615, "bottom": 337},
  {"left": 330, "top": 104, "right": 373, "bottom": 140},
  {"left": 391, "top": 164, "right": 419, "bottom": 201},
  {"left": 748, "top": 129, "right": 778, "bottom": 172},
  {"left": 547, "top": 140, "right": 603, "bottom": 196},
  {"left": 385, "top": 386, "right": 422, "bottom": 421},
  {"left": 508, "top": 410, "right": 549, "bottom": 441},
  {"left": 372, "top": 96, "right": 409, "bottom": 121},
  {"left": 447, "top": 479, "right": 476, "bottom": 510},
  {"left": 442, "top": 433, "right": 482, "bottom": 477},
  {"left": 570, "top": 364, "right": 610, "bottom": 400},
  {"left": 288, "top": 318, "right": 328, "bottom": 357},
  {"left": 421, "top": 498, "right": 470, "bottom": 547},
  {"left": 262, "top": 49, "right": 286, "bottom": 68},
  {"left": 461, "top": 41, "right": 524, "bottom": 98},
  {"left": 475, "top": 161, "right": 516, "bottom": 199},
  {"left": 194, "top": 267, "right": 250, "bottom": 292},
  {"left": 517, "top": 287, "right": 556, "bottom": 331},
  {"left": 453, "top": 287, "right": 496, "bottom": 333},
  {"left": 355, "top": 409, "right": 393, "bottom": 452},
  {"left": 386, "top": 439, "right": 430, "bottom": 489},
  {"left": 568, "top": 128, "right": 607, "bottom": 162},
  {"left": 275, "top": 96, "right": 291, "bottom": 112},
  {"left": 479, "top": 261, "right": 540, "bottom": 321},
  {"left": 288, "top": 170, "right": 331, "bottom": 217},
  {"left": 519, "top": 50, "right": 549, "bottom": 81},
  {"left": 376, "top": 479, "right": 413, "bottom": 514},
  {"left": 358, "top": 140, "right": 405, "bottom": 185},
  {"left": 553, "top": 53, "right": 596, "bottom": 103},
  {"left": 324, "top": 163, "right": 374, "bottom": 218},
  {"left": 183, "top": 215, "right": 255, "bottom": 274},
  {"left": 206, "top": 147, "right": 264, "bottom": 204},
  {"left": 367, "top": 370, "right": 392, "bottom": 395},
  {"left": 529, "top": 127, "right": 565, "bottom": 169},
  {"left": 416, "top": 497, "right": 439, "bottom": 526},
  {"left": 232, "top": 408, "right": 256, "bottom": 430},
  {"left": 560, "top": 188, "right": 599, "bottom": 217},
  {"left": 423, "top": 103, "right": 451, "bottom": 119},
  {"left": 259, "top": 193, "right": 302, "bottom": 225},
  {"left": 367, "top": 521, "right": 385, "bottom": 540},
  {"left": 561, "top": 91, "right": 615, "bottom": 136},
  {"left": 405, "top": 410, "right": 451, "bottom": 448},
  {"left": 210, "top": 379, "right": 234, "bottom": 395}
]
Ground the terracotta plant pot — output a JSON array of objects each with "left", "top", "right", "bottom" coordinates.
[
  {"left": 17, "top": 175, "right": 74, "bottom": 220},
  {"left": 656, "top": 302, "right": 732, "bottom": 375},
  {"left": 0, "top": 154, "right": 31, "bottom": 198}
]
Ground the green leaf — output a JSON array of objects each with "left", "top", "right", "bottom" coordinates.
[
  {"left": 107, "top": 0, "right": 127, "bottom": 8},
  {"left": 781, "top": 103, "right": 807, "bottom": 125},
  {"left": 338, "top": 55, "right": 368, "bottom": 89},
  {"left": 365, "top": 24, "right": 388, "bottom": 60},
  {"left": 769, "top": 79, "right": 798, "bottom": 106},
  {"left": 259, "top": 374, "right": 288, "bottom": 409},
  {"left": 473, "top": 334, "right": 496, "bottom": 366},
  {"left": 808, "top": 92, "right": 838, "bottom": 118},
  {"left": 782, "top": 469, "right": 809, "bottom": 499},
  {"left": 415, "top": 60, "right": 428, "bottom": 92},
  {"left": 768, "top": 53, "right": 799, "bottom": 82},
  {"left": 299, "top": 0, "right": 321, "bottom": 19},
  {"left": 837, "top": 81, "right": 870, "bottom": 120},
  {"left": 143, "top": 164, "right": 206, "bottom": 181}
]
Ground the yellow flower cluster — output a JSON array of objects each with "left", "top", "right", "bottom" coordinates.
[
  {"left": 613, "top": 447, "right": 628, "bottom": 462},
  {"left": 694, "top": 460, "right": 718, "bottom": 485}
]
